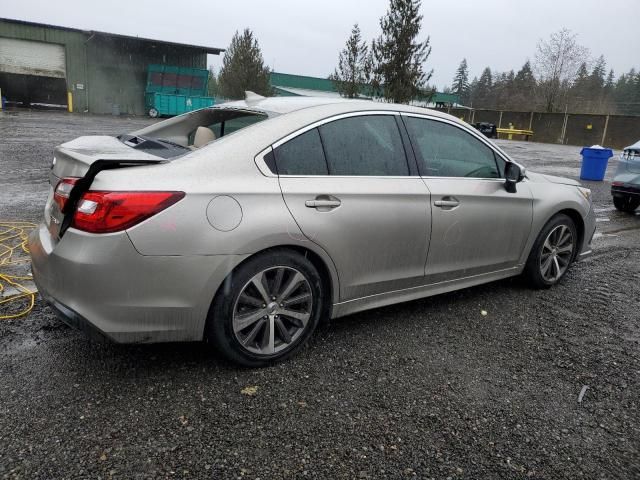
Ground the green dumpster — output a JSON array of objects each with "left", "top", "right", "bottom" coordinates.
[{"left": 145, "top": 64, "right": 215, "bottom": 117}]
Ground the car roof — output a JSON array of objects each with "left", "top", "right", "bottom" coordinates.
[{"left": 214, "top": 95, "right": 459, "bottom": 122}]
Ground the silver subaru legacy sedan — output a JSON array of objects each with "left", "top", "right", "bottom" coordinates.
[{"left": 29, "top": 96, "right": 596, "bottom": 366}]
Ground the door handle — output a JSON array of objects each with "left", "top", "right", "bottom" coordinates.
[
  {"left": 305, "top": 199, "right": 341, "bottom": 209},
  {"left": 434, "top": 196, "right": 460, "bottom": 209}
]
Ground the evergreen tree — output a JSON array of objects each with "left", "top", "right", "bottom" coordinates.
[
  {"left": 587, "top": 56, "right": 607, "bottom": 112},
  {"left": 468, "top": 76, "right": 479, "bottom": 107},
  {"left": 512, "top": 61, "right": 537, "bottom": 110},
  {"left": 207, "top": 67, "right": 219, "bottom": 98},
  {"left": 372, "top": 0, "right": 433, "bottom": 103},
  {"left": 329, "top": 24, "right": 372, "bottom": 98},
  {"left": 569, "top": 62, "right": 590, "bottom": 111},
  {"left": 451, "top": 58, "right": 470, "bottom": 104},
  {"left": 604, "top": 69, "right": 615, "bottom": 90},
  {"left": 218, "top": 29, "right": 272, "bottom": 100},
  {"left": 574, "top": 63, "right": 590, "bottom": 86},
  {"left": 588, "top": 56, "right": 606, "bottom": 95},
  {"left": 602, "top": 69, "right": 616, "bottom": 113},
  {"left": 613, "top": 68, "right": 638, "bottom": 114},
  {"left": 472, "top": 67, "right": 493, "bottom": 108}
]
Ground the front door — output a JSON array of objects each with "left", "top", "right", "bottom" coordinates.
[
  {"left": 403, "top": 114, "right": 533, "bottom": 283},
  {"left": 275, "top": 113, "right": 432, "bottom": 301}
]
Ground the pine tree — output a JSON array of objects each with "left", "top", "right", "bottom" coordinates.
[
  {"left": 605, "top": 69, "right": 615, "bottom": 90},
  {"left": 512, "top": 61, "right": 537, "bottom": 110},
  {"left": 372, "top": 0, "right": 432, "bottom": 103},
  {"left": 602, "top": 69, "right": 616, "bottom": 113},
  {"left": 451, "top": 58, "right": 469, "bottom": 104},
  {"left": 569, "top": 62, "right": 590, "bottom": 112},
  {"left": 468, "top": 76, "right": 479, "bottom": 107},
  {"left": 473, "top": 67, "right": 493, "bottom": 108},
  {"left": 218, "top": 29, "right": 272, "bottom": 100},
  {"left": 589, "top": 55, "right": 606, "bottom": 92},
  {"left": 329, "top": 24, "right": 372, "bottom": 98},
  {"left": 207, "top": 67, "right": 219, "bottom": 98}
]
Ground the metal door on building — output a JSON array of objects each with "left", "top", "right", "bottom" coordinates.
[{"left": 0, "top": 38, "right": 67, "bottom": 106}]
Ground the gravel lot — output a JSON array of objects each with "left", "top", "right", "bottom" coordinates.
[{"left": 1, "top": 110, "right": 639, "bottom": 479}]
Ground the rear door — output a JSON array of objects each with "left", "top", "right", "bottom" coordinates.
[
  {"left": 275, "top": 112, "right": 431, "bottom": 301},
  {"left": 402, "top": 114, "right": 533, "bottom": 283}
]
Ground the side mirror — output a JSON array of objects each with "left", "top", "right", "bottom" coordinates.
[{"left": 504, "top": 162, "right": 522, "bottom": 193}]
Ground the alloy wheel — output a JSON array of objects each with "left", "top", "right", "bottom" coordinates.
[
  {"left": 539, "top": 224, "right": 574, "bottom": 283},
  {"left": 232, "top": 266, "right": 313, "bottom": 356}
]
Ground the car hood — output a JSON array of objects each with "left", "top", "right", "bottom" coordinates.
[
  {"left": 623, "top": 139, "right": 640, "bottom": 152},
  {"left": 526, "top": 170, "right": 581, "bottom": 187}
]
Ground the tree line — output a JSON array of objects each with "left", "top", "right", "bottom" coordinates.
[
  {"left": 450, "top": 29, "right": 640, "bottom": 115},
  {"left": 209, "top": 4, "right": 639, "bottom": 117},
  {"left": 212, "top": 0, "right": 433, "bottom": 104}
]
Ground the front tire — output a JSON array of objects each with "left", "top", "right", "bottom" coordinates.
[
  {"left": 613, "top": 195, "right": 640, "bottom": 213},
  {"left": 524, "top": 214, "right": 577, "bottom": 289},
  {"left": 148, "top": 108, "right": 159, "bottom": 118},
  {"left": 205, "top": 250, "right": 325, "bottom": 367}
]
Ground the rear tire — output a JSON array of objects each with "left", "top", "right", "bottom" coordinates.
[
  {"left": 523, "top": 214, "right": 577, "bottom": 289},
  {"left": 205, "top": 250, "right": 325, "bottom": 367},
  {"left": 148, "top": 108, "right": 159, "bottom": 118},
  {"left": 613, "top": 195, "right": 640, "bottom": 213}
]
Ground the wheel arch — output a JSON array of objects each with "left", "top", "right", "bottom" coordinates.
[
  {"left": 209, "top": 244, "right": 339, "bottom": 324},
  {"left": 525, "top": 208, "right": 585, "bottom": 264},
  {"left": 554, "top": 208, "right": 585, "bottom": 261}
]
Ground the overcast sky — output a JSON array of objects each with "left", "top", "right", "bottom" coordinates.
[{"left": 4, "top": 0, "right": 639, "bottom": 89}]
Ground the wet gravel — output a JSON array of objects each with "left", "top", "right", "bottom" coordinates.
[{"left": 1, "top": 110, "right": 639, "bottom": 479}]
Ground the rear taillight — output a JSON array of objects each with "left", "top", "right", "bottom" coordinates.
[
  {"left": 612, "top": 181, "right": 623, "bottom": 186},
  {"left": 53, "top": 177, "right": 80, "bottom": 210},
  {"left": 71, "top": 191, "right": 185, "bottom": 234}
]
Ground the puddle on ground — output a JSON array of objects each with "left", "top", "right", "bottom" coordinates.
[{"left": 594, "top": 207, "right": 616, "bottom": 213}]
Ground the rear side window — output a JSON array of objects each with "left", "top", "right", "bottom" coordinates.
[
  {"left": 405, "top": 117, "right": 501, "bottom": 179},
  {"left": 319, "top": 115, "right": 409, "bottom": 176},
  {"left": 274, "top": 128, "right": 328, "bottom": 175}
]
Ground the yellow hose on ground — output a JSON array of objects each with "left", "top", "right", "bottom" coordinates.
[{"left": 0, "top": 221, "right": 37, "bottom": 320}]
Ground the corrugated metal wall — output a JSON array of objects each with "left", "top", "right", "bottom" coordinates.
[
  {"left": 0, "top": 19, "right": 208, "bottom": 115},
  {"left": 449, "top": 107, "right": 640, "bottom": 149}
]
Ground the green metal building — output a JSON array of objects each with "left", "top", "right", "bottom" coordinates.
[
  {"left": 270, "top": 72, "right": 461, "bottom": 108},
  {"left": 0, "top": 18, "right": 223, "bottom": 115}
]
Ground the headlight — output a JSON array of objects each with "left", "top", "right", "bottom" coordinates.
[{"left": 578, "top": 187, "right": 592, "bottom": 202}]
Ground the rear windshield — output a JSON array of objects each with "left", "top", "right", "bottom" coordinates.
[{"left": 124, "top": 108, "right": 270, "bottom": 158}]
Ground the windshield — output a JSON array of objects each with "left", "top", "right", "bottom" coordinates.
[{"left": 120, "top": 107, "right": 270, "bottom": 157}]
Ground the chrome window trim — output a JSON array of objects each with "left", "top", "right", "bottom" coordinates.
[
  {"left": 279, "top": 175, "right": 422, "bottom": 180},
  {"left": 271, "top": 110, "right": 402, "bottom": 150},
  {"left": 254, "top": 146, "right": 276, "bottom": 177},
  {"left": 257, "top": 109, "right": 521, "bottom": 181},
  {"left": 418, "top": 176, "right": 506, "bottom": 183}
]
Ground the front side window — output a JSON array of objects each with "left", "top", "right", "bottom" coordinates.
[
  {"left": 318, "top": 115, "right": 409, "bottom": 176},
  {"left": 405, "top": 117, "right": 502, "bottom": 179}
]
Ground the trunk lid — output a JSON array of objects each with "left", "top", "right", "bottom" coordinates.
[
  {"left": 47, "top": 136, "right": 165, "bottom": 239},
  {"left": 51, "top": 136, "right": 163, "bottom": 181}
]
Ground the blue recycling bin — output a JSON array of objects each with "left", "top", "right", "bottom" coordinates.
[{"left": 580, "top": 147, "right": 613, "bottom": 181}]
